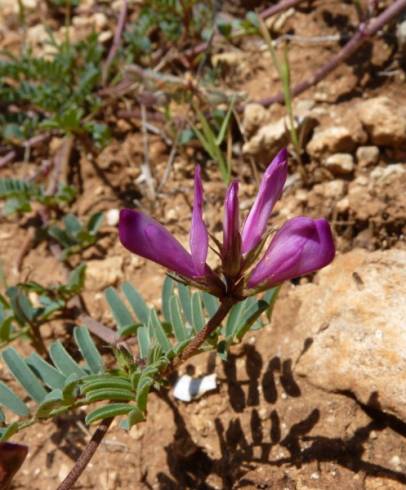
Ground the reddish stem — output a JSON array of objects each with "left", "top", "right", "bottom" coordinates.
[
  {"left": 102, "top": 0, "right": 128, "bottom": 85},
  {"left": 56, "top": 417, "right": 114, "bottom": 490},
  {"left": 254, "top": 0, "right": 406, "bottom": 107}
]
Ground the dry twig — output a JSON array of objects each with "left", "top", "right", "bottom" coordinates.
[{"left": 254, "top": 0, "right": 406, "bottom": 107}]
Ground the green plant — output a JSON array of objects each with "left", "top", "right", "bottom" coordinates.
[
  {"left": 0, "top": 276, "right": 278, "bottom": 441},
  {"left": 0, "top": 264, "right": 86, "bottom": 350},
  {"left": 0, "top": 178, "right": 76, "bottom": 216},
  {"left": 191, "top": 98, "right": 235, "bottom": 184},
  {"left": 47, "top": 212, "right": 104, "bottom": 260},
  {"left": 258, "top": 18, "right": 303, "bottom": 172},
  {"left": 0, "top": 33, "right": 109, "bottom": 146},
  {"left": 124, "top": 0, "right": 212, "bottom": 62}
]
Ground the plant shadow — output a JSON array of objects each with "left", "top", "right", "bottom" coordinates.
[{"left": 154, "top": 344, "right": 406, "bottom": 489}]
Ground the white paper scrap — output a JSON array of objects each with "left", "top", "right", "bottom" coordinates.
[{"left": 173, "top": 373, "right": 217, "bottom": 402}]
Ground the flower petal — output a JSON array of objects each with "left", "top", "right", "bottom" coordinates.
[
  {"left": 223, "top": 180, "right": 240, "bottom": 257},
  {"left": 189, "top": 165, "right": 209, "bottom": 276},
  {"left": 241, "top": 148, "right": 288, "bottom": 254},
  {"left": 119, "top": 209, "right": 198, "bottom": 278},
  {"left": 248, "top": 217, "right": 335, "bottom": 288}
]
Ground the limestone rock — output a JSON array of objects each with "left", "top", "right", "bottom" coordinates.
[
  {"left": 348, "top": 164, "right": 406, "bottom": 221},
  {"left": 356, "top": 96, "right": 406, "bottom": 146},
  {"left": 242, "top": 104, "right": 270, "bottom": 138},
  {"left": 356, "top": 146, "right": 380, "bottom": 167},
  {"left": 242, "top": 117, "right": 294, "bottom": 162},
  {"left": 211, "top": 51, "right": 248, "bottom": 78},
  {"left": 323, "top": 153, "right": 354, "bottom": 175},
  {"left": 307, "top": 126, "right": 357, "bottom": 159},
  {"left": 293, "top": 249, "right": 406, "bottom": 421},
  {"left": 86, "top": 256, "right": 124, "bottom": 291}
]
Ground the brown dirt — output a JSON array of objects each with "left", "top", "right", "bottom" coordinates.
[{"left": 1, "top": 0, "right": 405, "bottom": 489}]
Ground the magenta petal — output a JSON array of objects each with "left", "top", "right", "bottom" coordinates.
[
  {"left": 241, "top": 148, "right": 288, "bottom": 254},
  {"left": 119, "top": 209, "right": 198, "bottom": 278},
  {"left": 223, "top": 180, "right": 240, "bottom": 257},
  {"left": 189, "top": 166, "right": 209, "bottom": 276},
  {"left": 248, "top": 217, "right": 335, "bottom": 288}
]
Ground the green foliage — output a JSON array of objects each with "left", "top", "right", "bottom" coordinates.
[
  {"left": 47, "top": 212, "right": 104, "bottom": 260},
  {"left": 0, "top": 178, "right": 75, "bottom": 216},
  {"left": 124, "top": 0, "right": 212, "bottom": 61},
  {"left": 0, "top": 264, "right": 86, "bottom": 345},
  {"left": 192, "top": 98, "right": 235, "bottom": 184},
  {"left": 0, "top": 33, "right": 108, "bottom": 145},
  {"left": 0, "top": 277, "right": 279, "bottom": 438}
]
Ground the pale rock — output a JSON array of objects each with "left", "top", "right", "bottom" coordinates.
[
  {"left": 242, "top": 104, "right": 269, "bottom": 138},
  {"left": 72, "top": 13, "right": 107, "bottom": 32},
  {"left": 294, "top": 249, "right": 406, "bottom": 422},
  {"left": 295, "top": 189, "right": 308, "bottom": 203},
  {"left": 324, "top": 153, "right": 354, "bottom": 175},
  {"left": 307, "top": 126, "right": 357, "bottom": 158},
  {"left": 357, "top": 96, "right": 406, "bottom": 146},
  {"left": 397, "top": 19, "right": 406, "bottom": 55},
  {"left": 26, "top": 24, "right": 49, "bottom": 51},
  {"left": 336, "top": 197, "right": 349, "bottom": 213},
  {"left": 348, "top": 164, "right": 406, "bottom": 221},
  {"left": 313, "top": 179, "right": 346, "bottom": 200},
  {"left": 86, "top": 256, "right": 124, "bottom": 291},
  {"left": 58, "top": 463, "right": 70, "bottom": 482},
  {"left": 356, "top": 146, "right": 379, "bottom": 167},
  {"left": 266, "top": 7, "right": 295, "bottom": 32},
  {"left": 211, "top": 51, "right": 248, "bottom": 77},
  {"left": 365, "top": 476, "right": 406, "bottom": 490},
  {"left": 242, "top": 116, "right": 295, "bottom": 161},
  {"left": 98, "top": 31, "right": 113, "bottom": 43},
  {"left": 106, "top": 209, "right": 120, "bottom": 226},
  {"left": 370, "top": 163, "right": 405, "bottom": 182},
  {"left": 165, "top": 208, "right": 179, "bottom": 223}
]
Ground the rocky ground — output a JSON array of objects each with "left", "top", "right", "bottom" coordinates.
[{"left": 0, "top": 0, "right": 405, "bottom": 489}]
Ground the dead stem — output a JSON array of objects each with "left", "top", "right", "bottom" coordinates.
[
  {"left": 140, "top": 103, "right": 156, "bottom": 200},
  {"left": 254, "top": 0, "right": 406, "bottom": 107},
  {"left": 102, "top": 0, "right": 128, "bottom": 85}
]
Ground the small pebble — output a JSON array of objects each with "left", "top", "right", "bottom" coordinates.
[{"left": 106, "top": 208, "right": 120, "bottom": 226}]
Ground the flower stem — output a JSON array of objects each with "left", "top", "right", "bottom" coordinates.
[
  {"left": 56, "top": 417, "right": 114, "bottom": 490},
  {"left": 58, "top": 297, "right": 237, "bottom": 489},
  {"left": 175, "top": 296, "right": 237, "bottom": 365}
]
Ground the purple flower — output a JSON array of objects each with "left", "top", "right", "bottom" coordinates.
[
  {"left": 222, "top": 180, "right": 241, "bottom": 275},
  {"left": 119, "top": 166, "right": 209, "bottom": 280},
  {"left": 119, "top": 209, "right": 200, "bottom": 278},
  {"left": 190, "top": 166, "right": 209, "bottom": 276},
  {"left": 241, "top": 148, "right": 288, "bottom": 255},
  {"left": 119, "top": 148, "right": 335, "bottom": 297},
  {"left": 248, "top": 217, "right": 335, "bottom": 288}
]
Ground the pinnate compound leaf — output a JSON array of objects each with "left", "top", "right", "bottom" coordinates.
[
  {"left": 2, "top": 348, "right": 47, "bottom": 403},
  {"left": 191, "top": 292, "right": 205, "bottom": 333},
  {"left": 122, "top": 282, "right": 150, "bottom": 325},
  {"left": 49, "top": 341, "right": 85, "bottom": 378},
  {"left": 85, "top": 403, "right": 133, "bottom": 425},
  {"left": 105, "top": 287, "right": 134, "bottom": 333},
  {"left": 137, "top": 326, "right": 150, "bottom": 360},
  {"left": 169, "top": 296, "right": 187, "bottom": 342},
  {"left": 26, "top": 353, "right": 66, "bottom": 390},
  {"left": 177, "top": 283, "right": 192, "bottom": 325},
  {"left": 0, "top": 381, "right": 29, "bottom": 417},
  {"left": 74, "top": 326, "right": 104, "bottom": 374},
  {"left": 149, "top": 309, "right": 171, "bottom": 353},
  {"left": 85, "top": 388, "right": 135, "bottom": 403},
  {"left": 162, "top": 276, "right": 174, "bottom": 324}
]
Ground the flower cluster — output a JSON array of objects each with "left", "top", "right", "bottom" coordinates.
[{"left": 119, "top": 149, "right": 335, "bottom": 298}]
